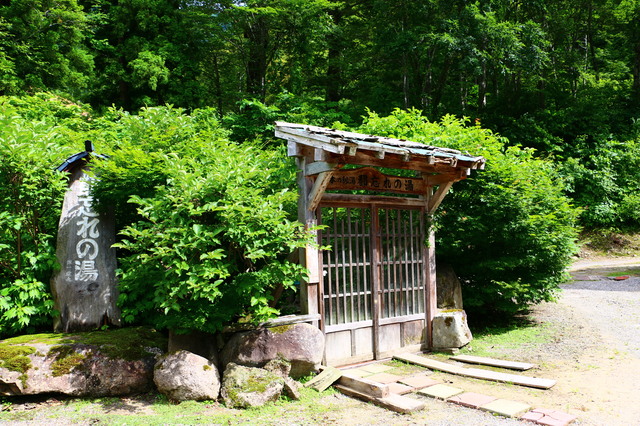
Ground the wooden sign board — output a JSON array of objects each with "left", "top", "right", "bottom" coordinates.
[{"left": 326, "top": 167, "right": 425, "bottom": 195}]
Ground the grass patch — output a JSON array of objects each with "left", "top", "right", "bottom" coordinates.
[
  {"left": 579, "top": 230, "right": 640, "bottom": 257},
  {"left": 0, "top": 387, "right": 341, "bottom": 425},
  {"left": 461, "top": 314, "right": 554, "bottom": 358},
  {"left": 605, "top": 268, "right": 640, "bottom": 277},
  {"left": 382, "top": 359, "right": 428, "bottom": 376}
]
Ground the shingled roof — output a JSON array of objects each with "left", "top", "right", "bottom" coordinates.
[{"left": 275, "top": 121, "right": 486, "bottom": 172}]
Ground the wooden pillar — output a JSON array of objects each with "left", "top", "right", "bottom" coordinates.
[
  {"left": 295, "top": 151, "right": 320, "bottom": 328},
  {"left": 424, "top": 186, "right": 438, "bottom": 350},
  {"left": 425, "top": 218, "right": 437, "bottom": 349}
]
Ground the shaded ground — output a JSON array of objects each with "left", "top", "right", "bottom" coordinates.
[{"left": 1, "top": 258, "right": 639, "bottom": 425}]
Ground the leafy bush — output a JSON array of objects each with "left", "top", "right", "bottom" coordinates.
[
  {"left": 358, "top": 109, "right": 580, "bottom": 314},
  {"left": 90, "top": 106, "right": 312, "bottom": 333},
  {"left": 0, "top": 96, "right": 83, "bottom": 336},
  {"left": 558, "top": 138, "right": 640, "bottom": 230}
]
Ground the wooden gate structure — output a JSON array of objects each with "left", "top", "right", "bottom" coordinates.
[{"left": 275, "top": 122, "right": 485, "bottom": 366}]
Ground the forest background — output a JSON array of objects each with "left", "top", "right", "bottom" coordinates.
[{"left": 1, "top": 0, "right": 640, "bottom": 338}]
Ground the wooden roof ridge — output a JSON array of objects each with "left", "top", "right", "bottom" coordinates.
[{"left": 275, "top": 121, "right": 486, "bottom": 170}]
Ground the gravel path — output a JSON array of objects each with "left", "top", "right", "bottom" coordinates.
[{"left": 564, "top": 264, "right": 640, "bottom": 358}]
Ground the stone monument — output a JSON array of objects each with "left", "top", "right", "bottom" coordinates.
[{"left": 50, "top": 141, "right": 120, "bottom": 332}]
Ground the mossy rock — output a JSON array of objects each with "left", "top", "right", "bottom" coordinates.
[
  {"left": 220, "top": 363, "right": 285, "bottom": 408},
  {"left": 0, "top": 327, "right": 167, "bottom": 397}
]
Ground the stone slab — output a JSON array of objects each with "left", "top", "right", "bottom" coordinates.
[
  {"left": 366, "top": 372, "right": 403, "bottom": 384},
  {"left": 521, "top": 408, "right": 577, "bottom": 426},
  {"left": 417, "top": 384, "right": 464, "bottom": 399},
  {"left": 341, "top": 368, "right": 369, "bottom": 378},
  {"left": 387, "top": 382, "right": 414, "bottom": 395},
  {"left": 398, "top": 375, "right": 440, "bottom": 389},
  {"left": 447, "top": 392, "right": 497, "bottom": 409},
  {"left": 480, "top": 399, "right": 531, "bottom": 418},
  {"left": 377, "top": 393, "right": 425, "bottom": 414}
]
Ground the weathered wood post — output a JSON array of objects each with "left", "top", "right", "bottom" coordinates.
[{"left": 50, "top": 142, "right": 120, "bottom": 332}]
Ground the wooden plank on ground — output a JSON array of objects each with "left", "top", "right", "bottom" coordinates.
[
  {"left": 334, "top": 385, "right": 425, "bottom": 414},
  {"left": 462, "top": 368, "right": 556, "bottom": 389},
  {"left": 393, "top": 353, "right": 466, "bottom": 374},
  {"left": 338, "top": 373, "right": 390, "bottom": 398},
  {"left": 393, "top": 353, "right": 555, "bottom": 389},
  {"left": 450, "top": 354, "right": 535, "bottom": 371},
  {"left": 304, "top": 366, "right": 342, "bottom": 392}
]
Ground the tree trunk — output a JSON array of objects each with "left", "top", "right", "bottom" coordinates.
[{"left": 245, "top": 15, "right": 269, "bottom": 100}]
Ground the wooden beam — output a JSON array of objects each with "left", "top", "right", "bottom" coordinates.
[
  {"left": 423, "top": 172, "right": 464, "bottom": 186},
  {"left": 427, "top": 181, "right": 453, "bottom": 215},
  {"left": 320, "top": 193, "right": 427, "bottom": 208},
  {"left": 337, "top": 373, "right": 390, "bottom": 398},
  {"left": 314, "top": 148, "right": 327, "bottom": 162},
  {"left": 308, "top": 171, "right": 334, "bottom": 211},
  {"left": 287, "top": 140, "right": 302, "bottom": 157},
  {"left": 275, "top": 129, "right": 346, "bottom": 154},
  {"left": 324, "top": 151, "right": 478, "bottom": 174},
  {"left": 305, "top": 161, "right": 340, "bottom": 176}
]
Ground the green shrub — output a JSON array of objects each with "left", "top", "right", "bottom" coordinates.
[
  {"left": 90, "top": 106, "right": 312, "bottom": 333},
  {"left": 558, "top": 138, "right": 640, "bottom": 230},
  {"left": 0, "top": 95, "right": 85, "bottom": 336},
  {"left": 358, "top": 109, "right": 580, "bottom": 314}
]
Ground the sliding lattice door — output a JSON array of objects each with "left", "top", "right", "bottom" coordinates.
[{"left": 319, "top": 205, "right": 428, "bottom": 365}]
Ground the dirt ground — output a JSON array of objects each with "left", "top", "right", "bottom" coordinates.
[
  {"left": 308, "top": 256, "right": 640, "bottom": 426},
  {"left": 2, "top": 257, "right": 639, "bottom": 425}
]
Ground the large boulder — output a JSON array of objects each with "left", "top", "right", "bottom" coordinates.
[
  {"left": 0, "top": 327, "right": 166, "bottom": 397},
  {"left": 432, "top": 310, "right": 473, "bottom": 349},
  {"left": 220, "top": 363, "right": 285, "bottom": 408},
  {"left": 220, "top": 323, "right": 324, "bottom": 379},
  {"left": 168, "top": 329, "right": 219, "bottom": 368},
  {"left": 437, "top": 263, "right": 464, "bottom": 309},
  {"left": 154, "top": 350, "right": 220, "bottom": 401}
]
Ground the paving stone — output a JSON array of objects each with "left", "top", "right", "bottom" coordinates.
[
  {"left": 358, "top": 363, "right": 395, "bottom": 374},
  {"left": 480, "top": 399, "right": 531, "bottom": 418},
  {"left": 387, "top": 382, "right": 414, "bottom": 395},
  {"left": 366, "top": 372, "right": 404, "bottom": 384},
  {"left": 521, "top": 411, "right": 545, "bottom": 422},
  {"left": 521, "top": 408, "right": 577, "bottom": 426},
  {"left": 341, "top": 368, "right": 370, "bottom": 378},
  {"left": 447, "top": 392, "right": 497, "bottom": 409},
  {"left": 417, "top": 383, "right": 464, "bottom": 399},
  {"left": 398, "top": 374, "right": 439, "bottom": 389}
]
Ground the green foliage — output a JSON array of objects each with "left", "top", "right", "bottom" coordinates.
[
  {"left": 0, "top": 95, "right": 86, "bottom": 337},
  {"left": 223, "top": 93, "right": 359, "bottom": 143},
  {"left": 0, "top": 0, "right": 94, "bottom": 97},
  {"left": 358, "top": 109, "right": 580, "bottom": 314},
  {"left": 559, "top": 138, "right": 640, "bottom": 229},
  {"left": 90, "top": 106, "right": 311, "bottom": 333}
]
